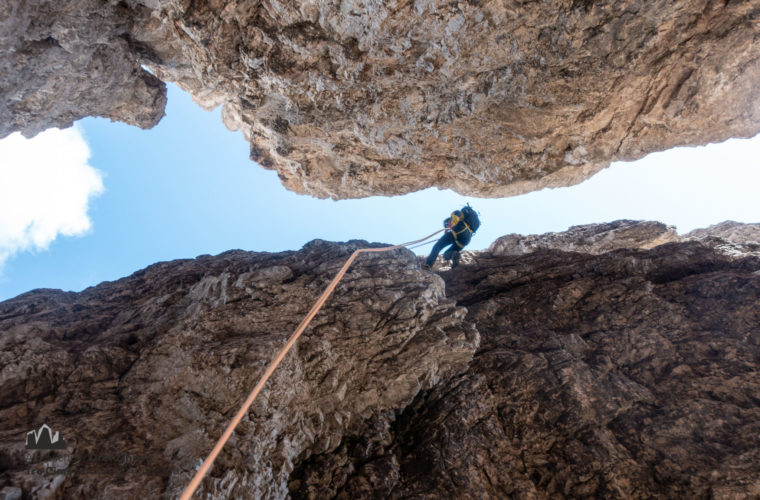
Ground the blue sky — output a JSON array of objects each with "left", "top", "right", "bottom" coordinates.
[{"left": 0, "top": 83, "right": 758, "bottom": 301}]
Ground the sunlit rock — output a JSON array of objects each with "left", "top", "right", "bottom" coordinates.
[{"left": 2, "top": 1, "right": 760, "bottom": 199}]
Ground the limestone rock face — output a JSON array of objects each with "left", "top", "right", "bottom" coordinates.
[
  {"left": 685, "top": 220, "right": 760, "bottom": 244},
  {"left": 685, "top": 221, "right": 760, "bottom": 258},
  {"left": 0, "top": 242, "right": 478, "bottom": 499},
  {"left": 1, "top": 227, "right": 760, "bottom": 499},
  {"left": 3, "top": 1, "right": 760, "bottom": 198},
  {"left": 293, "top": 239, "right": 760, "bottom": 499},
  {"left": 489, "top": 220, "right": 679, "bottom": 256},
  {"left": 0, "top": 0, "right": 166, "bottom": 138}
]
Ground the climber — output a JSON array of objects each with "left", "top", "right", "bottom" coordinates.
[{"left": 423, "top": 204, "right": 480, "bottom": 270}]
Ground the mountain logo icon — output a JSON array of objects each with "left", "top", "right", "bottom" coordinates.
[{"left": 25, "top": 424, "right": 68, "bottom": 450}]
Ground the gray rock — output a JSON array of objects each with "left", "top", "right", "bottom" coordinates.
[
  {"left": 0, "top": 0, "right": 166, "bottom": 138},
  {"left": 489, "top": 220, "right": 680, "bottom": 256},
  {"left": 2, "top": 228, "right": 760, "bottom": 498},
  {"left": 0, "top": 242, "right": 478, "bottom": 499},
  {"left": 294, "top": 237, "right": 760, "bottom": 499},
  {"left": 0, "top": 486, "right": 22, "bottom": 500},
  {"left": 685, "top": 221, "right": 760, "bottom": 258},
  {"left": 685, "top": 220, "right": 760, "bottom": 244},
  {"left": 2, "top": 1, "right": 760, "bottom": 199}
]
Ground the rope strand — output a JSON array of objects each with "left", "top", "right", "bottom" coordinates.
[
  {"left": 406, "top": 239, "right": 438, "bottom": 250},
  {"left": 180, "top": 229, "right": 443, "bottom": 499}
]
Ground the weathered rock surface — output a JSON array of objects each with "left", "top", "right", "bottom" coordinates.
[
  {"left": 686, "top": 220, "right": 760, "bottom": 244},
  {"left": 0, "top": 241, "right": 478, "bottom": 499},
  {"left": 1, "top": 224, "right": 760, "bottom": 499},
  {"left": 293, "top": 237, "right": 760, "bottom": 499},
  {"left": 489, "top": 219, "right": 679, "bottom": 256},
  {"left": 0, "top": 0, "right": 166, "bottom": 138},
  {"left": 3, "top": 1, "right": 760, "bottom": 198},
  {"left": 685, "top": 221, "right": 760, "bottom": 259}
]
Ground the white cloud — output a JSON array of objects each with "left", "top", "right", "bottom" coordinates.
[{"left": 0, "top": 127, "right": 103, "bottom": 269}]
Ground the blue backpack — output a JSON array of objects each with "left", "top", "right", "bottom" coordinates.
[{"left": 461, "top": 204, "right": 481, "bottom": 234}]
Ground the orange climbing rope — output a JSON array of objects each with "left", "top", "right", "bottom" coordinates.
[{"left": 180, "top": 229, "right": 444, "bottom": 500}]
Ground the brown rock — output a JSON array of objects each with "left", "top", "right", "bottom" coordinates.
[
  {"left": 685, "top": 220, "right": 760, "bottom": 245},
  {"left": 685, "top": 221, "right": 760, "bottom": 259},
  {"left": 3, "top": 1, "right": 760, "bottom": 198},
  {"left": 488, "top": 220, "right": 680, "bottom": 256},
  {"left": 0, "top": 0, "right": 166, "bottom": 138},
  {"left": 2, "top": 226, "right": 760, "bottom": 499},
  {"left": 293, "top": 237, "right": 760, "bottom": 499},
  {"left": 0, "top": 242, "right": 478, "bottom": 499}
]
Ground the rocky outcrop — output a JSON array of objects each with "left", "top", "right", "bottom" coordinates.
[
  {"left": 685, "top": 221, "right": 760, "bottom": 244},
  {"left": 3, "top": 1, "right": 760, "bottom": 198},
  {"left": 685, "top": 221, "right": 760, "bottom": 259},
  {"left": 293, "top": 237, "right": 760, "bottom": 499},
  {"left": 0, "top": 241, "right": 478, "bottom": 499},
  {"left": 489, "top": 220, "right": 679, "bottom": 256},
  {"left": 1, "top": 225, "right": 760, "bottom": 499},
  {"left": 0, "top": 0, "right": 166, "bottom": 138},
  {"left": 685, "top": 220, "right": 760, "bottom": 244}
]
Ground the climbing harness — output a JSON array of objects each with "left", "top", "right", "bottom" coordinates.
[
  {"left": 451, "top": 221, "right": 472, "bottom": 248},
  {"left": 449, "top": 208, "right": 477, "bottom": 245},
  {"left": 180, "top": 228, "right": 445, "bottom": 500}
]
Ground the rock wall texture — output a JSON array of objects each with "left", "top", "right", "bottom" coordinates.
[
  {"left": 293, "top": 228, "right": 760, "bottom": 499},
  {"left": 488, "top": 220, "right": 680, "bottom": 256},
  {"left": 685, "top": 221, "right": 760, "bottom": 259},
  {"left": 1, "top": 222, "right": 759, "bottom": 499},
  {"left": 2, "top": 1, "right": 760, "bottom": 199},
  {"left": 686, "top": 221, "right": 760, "bottom": 245},
  {"left": 0, "top": 241, "right": 478, "bottom": 499},
  {"left": 0, "top": 0, "right": 167, "bottom": 137},
  {"left": 414, "top": 241, "right": 760, "bottom": 499}
]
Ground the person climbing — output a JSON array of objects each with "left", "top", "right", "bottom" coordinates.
[{"left": 423, "top": 204, "right": 480, "bottom": 270}]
